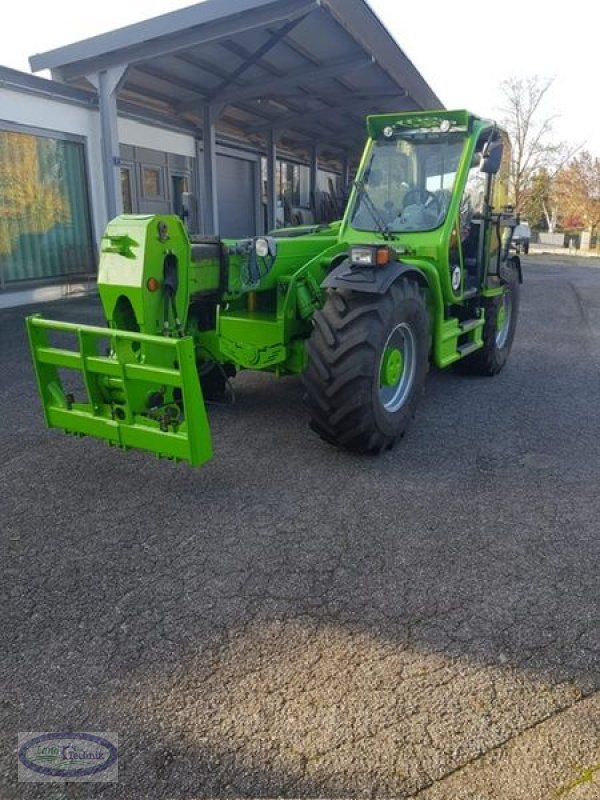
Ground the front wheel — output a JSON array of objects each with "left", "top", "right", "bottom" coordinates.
[{"left": 303, "top": 278, "right": 430, "bottom": 453}]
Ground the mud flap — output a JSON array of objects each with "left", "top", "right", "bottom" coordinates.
[{"left": 26, "top": 315, "right": 213, "bottom": 467}]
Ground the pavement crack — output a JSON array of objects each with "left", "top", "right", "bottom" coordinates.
[{"left": 409, "top": 688, "right": 600, "bottom": 798}]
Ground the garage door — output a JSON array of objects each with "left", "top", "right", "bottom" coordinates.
[{"left": 217, "top": 154, "right": 256, "bottom": 238}]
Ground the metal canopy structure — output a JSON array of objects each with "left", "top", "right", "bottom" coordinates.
[{"left": 30, "top": 0, "right": 442, "bottom": 234}]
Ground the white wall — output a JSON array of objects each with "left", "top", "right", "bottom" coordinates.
[
  {"left": 118, "top": 117, "right": 195, "bottom": 158},
  {"left": 0, "top": 87, "right": 197, "bottom": 247},
  {"left": 0, "top": 87, "right": 106, "bottom": 244}
]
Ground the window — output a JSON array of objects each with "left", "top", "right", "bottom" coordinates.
[
  {"left": 492, "top": 131, "right": 512, "bottom": 209},
  {"left": 317, "top": 169, "right": 339, "bottom": 195},
  {"left": 121, "top": 168, "right": 133, "bottom": 213},
  {"left": 260, "top": 158, "right": 312, "bottom": 210},
  {"left": 142, "top": 166, "right": 161, "bottom": 197},
  {"left": 351, "top": 133, "right": 466, "bottom": 233},
  {"left": 293, "top": 165, "right": 310, "bottom": 208},
  {"left": 462, "top": 156, "right": 487, "bottom": 217},
  {"left": 0, "top": 128, "right": 94, "bottom": 284}
]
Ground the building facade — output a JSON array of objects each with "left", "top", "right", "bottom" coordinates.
[{"left": 0, "top": 0, "right": 441, "bottom": 299}]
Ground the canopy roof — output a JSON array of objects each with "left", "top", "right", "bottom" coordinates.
[{"left": 30, "top": 0, "right": 442, "bottom": 157}]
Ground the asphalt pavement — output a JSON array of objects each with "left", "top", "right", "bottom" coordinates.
[{"left": 1, "top": 255, "right": 599, "bottom": 799}]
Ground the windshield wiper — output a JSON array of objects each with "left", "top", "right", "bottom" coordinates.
[{"left": 353, "top": 177, "right": 393, "bottom": 240}]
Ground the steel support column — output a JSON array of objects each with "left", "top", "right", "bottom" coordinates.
[
  {"left": 309, "top": 141, "right": 319, "bottom": 221},
  {"left": 342, "top": 152, "right": 351, "bottom": 195},
  {"left": 87, "top": 65, "right": 128, "bottom": 222},
  {"left": 266, "top": 129, "right": 279, "bottom": 232},
  {"left": 200, "top": 103, "right": 220, "bottom": 235}
]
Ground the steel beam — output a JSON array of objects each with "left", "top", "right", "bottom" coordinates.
[
  {"left": 268, "top": 20, "right": 361, "bottom": 100},
  {"left": 178, "top": 54, "right": 373, "bottom": 112},
  {"left": 198, "top": 104, "right": 220, "bottom": 235},
  {"left": 209, "top": 15, "right": 308, "bottom": 98},
  {"left": 266, "top": 129, "right": 279, "bottom": 232},
  {"left": 266, "top": 90, "right": 403, "bottom": 101},
  {"left": 309, "top": 141, "right": 319, "bottom": 206},
  {"left": 134, "top": 63, "right": 209, "bottom": 98},
  {"left": 87, "top": 65, "right": 128, "bottom": 223},
  {"left": 244, "top": 96, "right": 387, "bottom": 133},
  {"left": 342, "top": 152, "right": 350, "bottom": 194},
  {"left": 214, "top": 40, "right": 305, "bottom": 116}
]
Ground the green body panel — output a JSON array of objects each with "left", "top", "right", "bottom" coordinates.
[
  {"left": 214, "top": 236, "right": 346, "bottom": 372},
  {"left": 98, "top": 215, "right": 195, "bottom": 334},
  {"left": 27, "top": 108, "right": 516, "bottom": 466}
]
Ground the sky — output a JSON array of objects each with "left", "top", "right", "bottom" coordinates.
[{"left": 2, "top": 0, "right": 598, "bottom": 153}]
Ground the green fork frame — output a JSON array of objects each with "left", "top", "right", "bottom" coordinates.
[{"left": 26, "top": 315, "right": 212, "bottom": 467}]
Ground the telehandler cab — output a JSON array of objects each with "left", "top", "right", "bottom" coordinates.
[{"left": 27, "top": 109, "right": 522, "bottom": 467}]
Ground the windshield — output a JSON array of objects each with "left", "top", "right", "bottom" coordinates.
[{"left": 351, "top": 133, "right": 467, "bottom": 234}]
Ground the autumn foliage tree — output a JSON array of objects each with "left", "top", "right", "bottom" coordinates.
[{"left": 553, "top": 151, "right": 600, "bottom": 233}]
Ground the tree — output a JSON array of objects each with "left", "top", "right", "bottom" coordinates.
[
  {"left": 499, "top": 76, "right": 577, "bottom": 220},
  {"left": 553, "top": 151, "right": 600, "bottom": 233},
  {"left": 521, "top": 168, "right": 553, "bottom": 230}
]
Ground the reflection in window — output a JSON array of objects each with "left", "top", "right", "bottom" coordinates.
[
  {"left": 463, "top": 157, "right": 487, "bottom": 215},
  {"left": 142, "top": 167, "right": 160, "bottom": 197},
  {"left": 0, "top": 129, "right": 94, "bottom": 284},
  {"left": 268, "top": 160, "right": 311, "bottom": 209}
]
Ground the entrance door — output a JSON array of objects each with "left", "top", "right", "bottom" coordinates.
[{"left": 217, "top": 154, "right": 256, "bottom": 238}]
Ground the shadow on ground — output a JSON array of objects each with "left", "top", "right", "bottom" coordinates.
[{"left": 2, "top": 259, "right": 599, "bottom": 798}]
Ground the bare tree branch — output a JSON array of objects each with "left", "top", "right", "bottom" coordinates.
[{"left": 498, "top": 75, "right": 571, "bottom": 209}]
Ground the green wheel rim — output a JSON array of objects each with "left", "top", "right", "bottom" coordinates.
[
  {"left": 378, "top": 323, "right": 416, "bottom": 412},
  {"left": 381, "top": 346, "right": 404, "bottom": 387}
]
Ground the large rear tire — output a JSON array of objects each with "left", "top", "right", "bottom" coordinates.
[
  {"left": 458, "top": 261, "right": 520, "bottom": 376},
  {"left": 303, "top": 278, "right": 429, "bottom": 453}
]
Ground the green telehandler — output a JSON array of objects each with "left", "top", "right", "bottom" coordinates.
[{"left": 27, "top": 109, "right": 522, "bottom": 467}]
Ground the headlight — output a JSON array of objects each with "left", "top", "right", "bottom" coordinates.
[
  {"left": 255, "top": 237, "right": 270, "bottom": 258},
  {"left": 350, "top": 246, "right": 392, "bottom": 267},
  {"left": 350, "top": 246, "right": 376, "bottom": 266}
]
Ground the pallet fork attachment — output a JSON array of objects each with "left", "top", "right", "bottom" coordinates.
[{"left": 26, "top": 315, "right": 213, "bottom": 467}]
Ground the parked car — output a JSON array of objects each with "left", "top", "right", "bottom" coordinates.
[{"left": 512, "top": 221, "right": 531, "bottom": 254}]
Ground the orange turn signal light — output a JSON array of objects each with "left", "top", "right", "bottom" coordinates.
[
  {"left": 147, "top": 277, "right": 160, "bottom": 292},
  {"left": 376, "top": 246, "right": 391, "bottom": 266}
]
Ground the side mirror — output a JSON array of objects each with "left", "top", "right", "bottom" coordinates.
[{"left": 480, "top": 140, "right": 504, "bottom": 175}]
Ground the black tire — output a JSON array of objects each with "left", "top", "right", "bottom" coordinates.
[
  {"left": 523, "top": 241, "right": 529, "bottom": 255},
  {"left": 303, "top": 278, "right": 429, "bottom": 453},
  {"left": 199, "top": 362, "right": 236, "bottom": 401},
  {"left": 457, "top": 261, "right": 520, "bottom": 376}
]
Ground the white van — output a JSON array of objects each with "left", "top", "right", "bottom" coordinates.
[{"left": 513, "top": 221, "right": 531, "bottom": 254}]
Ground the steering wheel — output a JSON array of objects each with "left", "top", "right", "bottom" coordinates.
[
  {"left": 403, "top": 188, "right": 440, "bottom": 213},
  {"left": 382, "top": 200, "right": 398, "bottom": 222}
]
